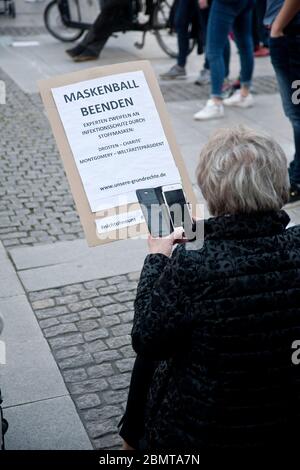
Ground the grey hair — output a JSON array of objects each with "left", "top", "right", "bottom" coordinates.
[{"left": 196, "top": 125, "right": 290, "bottom": 216}]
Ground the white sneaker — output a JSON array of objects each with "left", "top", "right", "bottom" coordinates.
[
  {"left": 223, "top": 90, "right": 254, "bottom": 108},
  {"left": 194, "top": 99, "right": 224, "bottom": 121}
]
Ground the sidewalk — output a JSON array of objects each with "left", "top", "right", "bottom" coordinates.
[{"left": 1, "top": 2, "right": 300, "bottom": 450}]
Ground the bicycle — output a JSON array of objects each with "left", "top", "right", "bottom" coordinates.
[{"left": 43, "top": 0, "right": 196, "bottom": 58}]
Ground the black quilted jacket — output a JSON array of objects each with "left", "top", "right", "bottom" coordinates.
[{"left": 131, "top": 210, "right": 300, "bottom": 450}]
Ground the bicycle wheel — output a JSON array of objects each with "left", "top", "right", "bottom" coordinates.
[
  {"left": 153, "top": 0, "right": 196, "bottom": 59},
  {"left": 44, "top": 0, "right": 84, "bottom": 43}
]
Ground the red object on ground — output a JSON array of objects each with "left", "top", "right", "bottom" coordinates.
[{"left": 254, "top": 46, "right": 270, "bottom": 57}]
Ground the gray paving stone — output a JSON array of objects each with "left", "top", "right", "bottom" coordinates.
[
  {"left": 56, "top": 294, "right": 79, "bottom": 305},
  {"left": 111, "top": 323, "right": 132, "bottom": 337},
  {"left": 120, "top": 345, "right": 136, "bottom": 358},
  {"left": 35, "top": 306, "right": 69, "bottom": 320},
  {"left": 86, "top": 418, "right": 119, "bottom": 439},
  {"left": 48, "top": 333, "right": 84, "bottom": 350},
  {"left": 119, "top": 311, "right": 134, "bottom": 323},
  {"left": 68, "top": 379, "right": 109, "bottom": 395},
  {"left": 85, "top": 340, "right": 108, "bottom": 353},
  {"left": 77, "top": 319, "right": 99, "bottom": 332},
  {"left": 60, "top": 313, "right": 80, "bottom": 324},
  {"left": 102, "top": 303, "right": 128, "bottom": 316},
  {"left": 116, "top": 358, "right": 135, "bottom": 373},
  {"left": 92, "top": 296, "right": 115, "bottom": 308},
  {"left": 93, "top": 433, "right": 122, "bottom": 450},
  {"left": 84, "top": 280, "right": 107, "bottom": 289},
  {"left": 87, "top": 363, "right": 114, "bottom": 378},
  {"left": 31, "top": 298, "right": 55, "bottom": 310},
  {"left": 75, "top": 394, "right": 102, "bottom": 410},
  {"left": 83, "top": 405, "right": 122, "bottom": 422},
  {"left": 69, "top": 300, "right": 93, "bottom": 313},
  {"left": 107, "top": 275, "right": 127, "bottom": 285},
  {"left": 58, "top": 353, "right": 93, "bottom": 370},
  {"left": 79, "top": 289, "right": 99, "bottom": 300},
  {"left": 116, "top": 281, "right": 138, "bottom": 291},
  {"left": 93, "top": 350, "right": 122, "bottom": 364},
  {"left": 63, "top": 368, "right": 88, "bottom": 383},
  {"left": 62, "top": 284, "right": 85, "bottom": 295},
  {"left": 113, "top": 291, "right": 136, "bottom": 302},
  {"left": 84, "top": 329, "right": 109, "bottom": 342},
  {"left": 28, "top": 289, "right": 61, "bottom": 302},
  {"left": 54, "top": 345, "right": 84, "bottom": 360},
  {"left": 98, "top": 315, "right": 121, "bottom": 328},
  {"left": 79, "top": 308, "right": 101, "bottom": 320},
  {"left": 39, "top": 318, "right": 60, "bottom": 329},
  {"left": 106, "top": 335, "right": 131, "bottom": 349},
  {"left": 44, "top": 323, "right": 78, "bottom": 338},
  {"left": 102, "top": 390, "right": 128, "bottom": 405},
  {"left": 98, "top": 285, "right": 118, "bottom": 295},
  {"left": 108, "top": 374, "right": 131, "bottom": 390}
]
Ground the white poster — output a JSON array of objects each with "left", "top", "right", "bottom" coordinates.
[{"left": 51, "top": 70, "right": 181, "bottom": 213}]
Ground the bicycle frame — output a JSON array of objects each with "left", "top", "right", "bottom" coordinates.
[
  {"left": 58, "top": 0, "right": 91, "bottom": 30},
  {"left": 56, "top": 0, "right": 170, "bottom": 32}
]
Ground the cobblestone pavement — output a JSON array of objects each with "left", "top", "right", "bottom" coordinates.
[
  {"left": 0, "top": 68, "right": 85, "bottom": 248},
  {"left": 0, "top": 26, "right": 47, "bottom": 36},
  {"left": 28, "top": 272, "right": 139, "bottom": 450}
]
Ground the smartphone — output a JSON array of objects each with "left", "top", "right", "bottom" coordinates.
[
  {"left": 162, "top": 184, "right": 193, "bottom": 232},
  {"left": 136, "top": 188, "right": 173, "bottom": 237}
]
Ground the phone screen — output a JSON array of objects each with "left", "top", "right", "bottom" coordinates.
[
  {"left": 163, "top": 188, "right": 192, "bottom": 229},
  {"left": 136, "top": 188, "right": 172, "bottom": 237}
]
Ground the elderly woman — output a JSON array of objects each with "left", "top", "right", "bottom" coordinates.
[{"left": 119, "top": 125, "right": 300, "bottom": 450}]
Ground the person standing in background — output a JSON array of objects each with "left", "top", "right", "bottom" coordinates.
[
  {"left": 160, "top": 0, "right": 201, "bottom": 80},
  {"left": 194, "top": 0, "right": 255, "bottom": 121},
  {"left": 267, "top": 0, "right": 300, "bottom": 205},
  {"left": 195, "top": 0, "right": 231, "bottom": 86},
  {"left": 253, "top": 0, "right": 269, "bottom": 57},
  {"left": 66, "top": 0, "right": 133, "bottom": 62}
]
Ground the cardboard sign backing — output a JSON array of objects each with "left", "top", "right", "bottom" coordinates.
[{"left": 38, "top": 60, "right": 197, "bottom": 246}]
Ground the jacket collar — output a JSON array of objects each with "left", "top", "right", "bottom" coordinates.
[{"left": 203, "top": 210, "right": 290, "bottom": 240}]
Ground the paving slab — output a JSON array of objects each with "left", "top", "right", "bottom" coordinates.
[
  {"left": 9, "top": 238, "right": 144, "bottom": 271},
  {"left": 0, "top": 295, "right": 67, "bottom": 407},
  {"left": 14, "top": 238, "right": 147, "bottom": 292},
  {"left": 4, "top": 396, "right": 93, "bottom": 450},
  {"left": 0, "top": 242, "right": 23, "bottom": 298}
]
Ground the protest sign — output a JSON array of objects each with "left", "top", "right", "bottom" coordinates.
[{"left": 38, "top": 60, "right": 197, "bottom": 246}]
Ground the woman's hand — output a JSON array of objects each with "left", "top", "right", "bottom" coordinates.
[
  {"left": 270, "top": 20, "right": 284, "bottom": 38},
  {"left": 147, "top": 227, "right": 186, "bottom": 257},
  {"left": 122, "top": 440, "right": 135, "bottom": 450}
]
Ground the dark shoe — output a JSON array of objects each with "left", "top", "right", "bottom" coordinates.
[
  {"left": 72, "top": 51, "right": 99, "bottom": 62},
  {"left": 65, "top": 44, "right": 85, "bottom": 58},
  {"left": 285, "top": 184, "right": 300, "bottom": 208}
]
